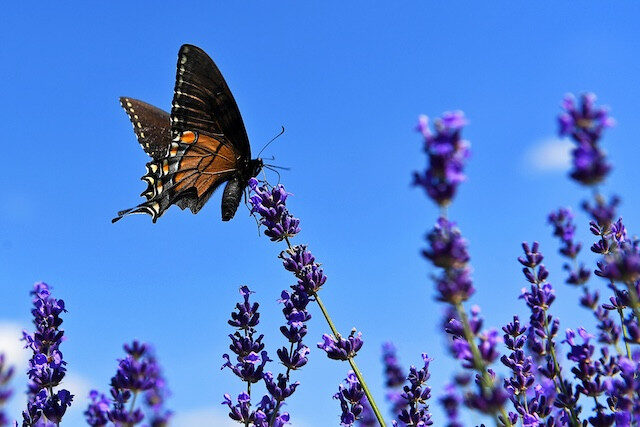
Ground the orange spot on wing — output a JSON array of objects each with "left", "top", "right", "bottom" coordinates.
[{"left": 181, "top": 131, "right": 196, "bottom": 144}]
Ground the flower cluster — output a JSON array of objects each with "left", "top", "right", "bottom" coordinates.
[
  {"left": 393, "top": 354, "right": 433, "bottom": 426},
  {"left": 281, "top": 244, "right": 327, "bottom": 295},
  {"left": 0, "top": 354, "right": 14, "bottom": 426},
  {"left": 85, "top": 341, "right": 171, "bottom": 426},
  {"left": 500, "top": 316, "right": 554, "bottom": 424},
  {"left": 221, "top": 286, "right": 292, "bottom": 426},
  {"left": 334, "top": 371, "right": 367, "bottom": 426},
  {"left": 423, "top": 218, "right": 474, "bottom": 304},
  {"left": 318, "top": 329, "right": 364, "bottom": 361},
  {"left": 249, "top": 178, "right": 301, "bottom": 242},
  {"left": 21, "top": 282, "right": 73, "bottom": 426},
  {"left": 558, "top": 92, "right": 615, "bottom": 186},
  {"left": 413, "top": 111, "right": 470, "bottom": 206}
]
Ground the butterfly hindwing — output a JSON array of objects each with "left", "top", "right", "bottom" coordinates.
[
  {"left": 112, "top": 130, "right": 241, "bottom": 222},
  {"left": 119, "top": 97, "right": 172, "bottom": 161}
]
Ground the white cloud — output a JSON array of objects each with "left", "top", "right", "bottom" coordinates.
[
  {"left": 0, "top": 322, "right": 28, "bottom": 369},
  {"left": 524, "top": 137, "right": 573, "bottom": 172},
  {"left": 172, "top": 408, "right": 238, "bottom": 427}
]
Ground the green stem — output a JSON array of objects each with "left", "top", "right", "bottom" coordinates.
[
  {"left": 245, "top": 381, "right": 251, "bottom": 427},
  {"left": 282, "top": 237, "right": 385, "bottom": 426},
  {"left": 314, "top": 293, "right": 386, "bottom": 426}
]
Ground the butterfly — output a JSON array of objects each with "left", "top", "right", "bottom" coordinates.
[{"left": 113, "top": 44, "right": 263, "bottom": 223}]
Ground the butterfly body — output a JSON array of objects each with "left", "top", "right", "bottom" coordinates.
[{"left": 113, "top": 44, "right": 262, "bottom": 223}]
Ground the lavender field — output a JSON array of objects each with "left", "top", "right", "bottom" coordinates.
[{"left": 1, "top": 2, "right": 640, "bottom": 426}]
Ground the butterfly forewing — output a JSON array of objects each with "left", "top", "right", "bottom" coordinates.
[
  {"left": 171, "top": 44, "right": 251, "bottom": 158},
  {"left": 119, "top": 97, "right": 172, "bottom": 161}
]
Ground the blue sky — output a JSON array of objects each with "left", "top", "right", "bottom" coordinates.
[{"left": 1, "top": 2, "right": 640, "bottom": 425}]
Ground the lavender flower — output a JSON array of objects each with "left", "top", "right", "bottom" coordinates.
[
  {"left": 249, "top": 178, "right": 300, "bottom": 242},
  {"left": 21, "top": 282, "right": 73, "bottom": 426},
  {"left": 424, "top": 218, "right": 474, "bottom": 304},
  {"left": 517, "top": 243, "right": 581, "bottom": 423},
  {"left": 0, "top": 354, "right": 14, "bottom": 426},
  {"left": 558, "top": 93, "right": 614, "bottom": 186},
  {"left": 563, "top": 329, "right": 605, "bottom": 400},
  {"left": 222, "top": 286, "right": 299, "bottom": 426},
  {"left": 281, "top": 245, "right": 327, "bottom": 294},
  {"left": 85, "top": 341, "right": 171, "bottom": 426},
  {"left": 334, "top": 371, "right": 366, "bottom": 426},
  {"left": 266, "top": 287, "right": 310, "bottom": 425},
  {"left": 393, "top": 354, "right": 433, "bottom": 426},
  {"left": 318, "top": 329, "right": 364, "bottom": 361},
  {"left": 413, "top": 111, "right": 470, "bottom": 206}
]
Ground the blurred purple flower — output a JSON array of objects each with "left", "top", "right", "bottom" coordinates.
[
  {"left": 334, "top": 371, "right": 366, "bottom": 426},
  {"left": 413, "top": 111, "right": 470, "bottom": 206},
  {"left": 558, "top": 93, "right": 614, "bottom": 186},
  {"left": 85, "top": 341, "right": 171, "bottom": 426}
]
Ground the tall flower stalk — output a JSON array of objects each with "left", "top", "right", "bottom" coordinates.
[
  {"left": 249, "top": 179, "right": 386, "bottom": 426},
  {"left": 413, "top": 111, "right": 511, "bottom": 426},
  {"left": 518, "top": 242, "right": 581, "bottom": 425},
  {"left": 221, "top": 286, "right": 291, "bottom": 427},
  {"left": 21, "top": 282, "right": 73, "bottom": 426}
]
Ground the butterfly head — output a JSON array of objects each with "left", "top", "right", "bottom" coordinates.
[{"left": 249, "top": 158, "right": 263, "bottom": 178}]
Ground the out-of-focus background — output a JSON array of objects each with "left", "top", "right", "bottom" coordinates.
[{"left": 1, "top": 2, "right": 639, "bottom": 425}]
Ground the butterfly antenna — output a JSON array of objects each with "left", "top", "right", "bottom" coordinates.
[
  {"left": 257, "top": 126, "right": 285, "bottom": 158},
  {"left": 264, "top": 164, "right": 291, "bottom": 171},
  {"left": 264, "top": 165, "right": 282, "bottom": 185}
]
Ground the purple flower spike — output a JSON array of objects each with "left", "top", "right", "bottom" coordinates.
[
  {"left": 413, "top": 111, "right": 470, "bottom": 206},
  {"left": 22, "top": 282, "right": 73, "bottom": 426},
  {"left": 394, "top": 354, "right": 434, "bottom": 426},
  {"left": 334, "top": 371, "right": 366, "bottom": 426},
  {"left": 423, "top": 218, "right": 470, "bottom": 269},
  {"left": 558, "top": 93, "right": 614, "bottom": 186},
  {"left": 318, "top": 330, "right": 364, "bottom": 361},
  {"left": 249, "top": 178, "right": 301, "bottom": 242},
  {"left": 281, "top": 245, "right": 327, "bottom": 294}
]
